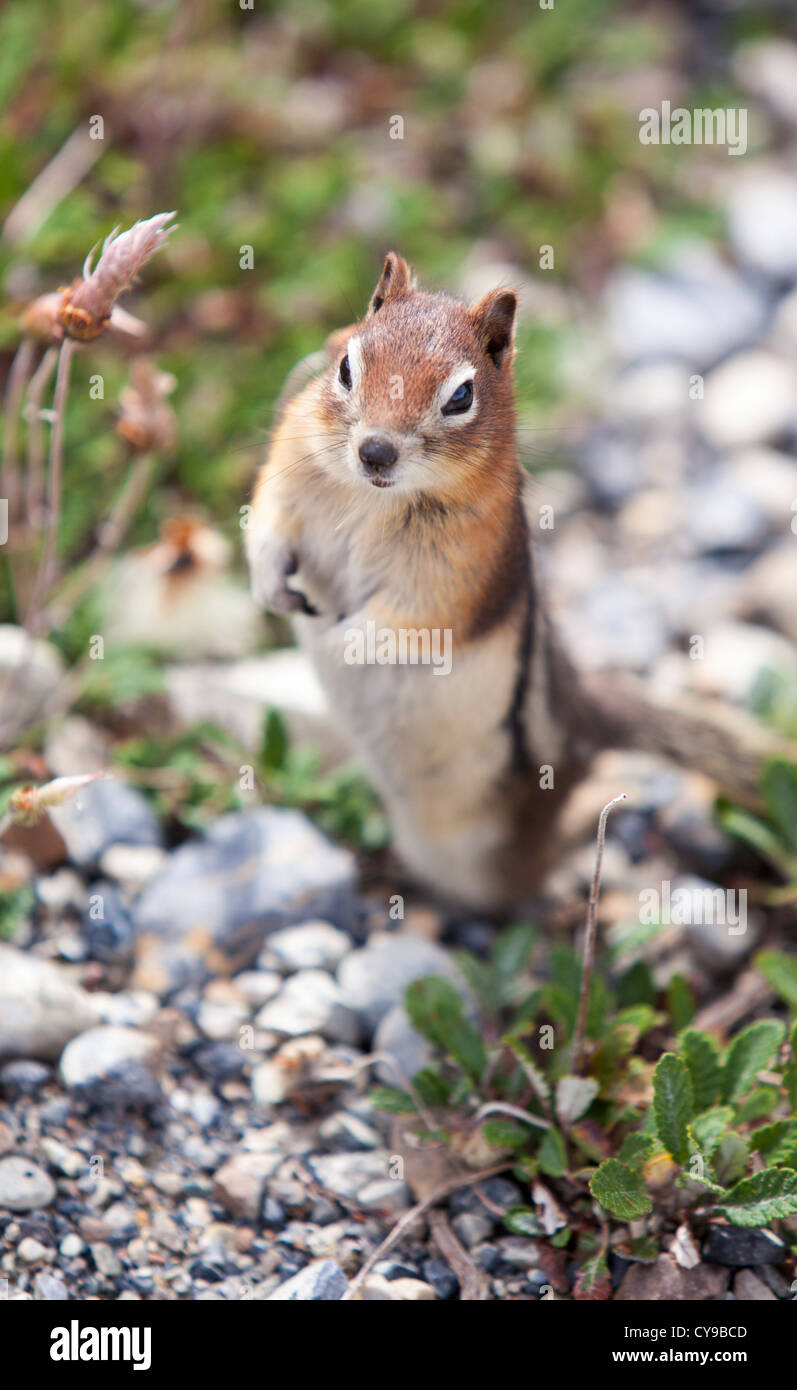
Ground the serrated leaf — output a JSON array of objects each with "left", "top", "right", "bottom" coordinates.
[
  {"left": 619, "top": 1133, "right": 658, "bottom": 1168},
  {"left": 555, "top": 1075, "right": 598, "bottom": 1125},
  {"left": 617, "top": 961, "right": 656, "bottom": 1009},
  {"left": 411, "top": 1067, "right": 451, "bottom": 1108},
  {"left": 404, "top": 977, "right": 486, "bottom": 1082},
  {"left": 369, "top": 1085, "right": 416, "bottom": 1114},
  {"left": 538, "top": 1127, "right": 568, "bottom": 1177},
  {"left": 481, "top": 1119, "right": 529, "bottom": 1151},
  {"left": 667, "top": 973, "right": 695, "bottom": 1032},
  {"left": 653, "top": 1053, "right": 693, "bottom": 1163},
  {"left": 503, "top": 1205, "right": 542, "bottom": 1236},
  {"left": 573, "top": 1253, "right": 611, "bottom": 1301},
  {"left": 722, "top": 1020, "right": 785, "bottom": 1102},
  {"left": 751, "top": 1120, "right": 797, "bottom": 1168},
  {"left": 713, "top": 1132, "right": 750, "bottom": 1188},
  {"left": 761, "top": 759, "right": 797, "bottom": 853},
  {"left": 716, "top": 1168, "right": 797, "bottom": 1227},
  {"left": 734, "top": 1085, "right": 779, "bottom": 1126},
  {"left": 755, "top": 950, "right": 797, "bottom": 1014},
  {"left": 491, "top": 921, "right": 538, "bottom": 997},
  {"left": 679, "top": 1029, "right": 722, "bottom": 1111},
  {"left": 690, "top": 1106, "right": 734, "bottom": 1160},
  {"left": 589, "top": 1158, "right": 653, "bottom": 1222}
]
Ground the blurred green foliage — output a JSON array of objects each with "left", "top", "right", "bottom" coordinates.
[{"left": 2, "top": 0, "right": 788, "bottom": 629}]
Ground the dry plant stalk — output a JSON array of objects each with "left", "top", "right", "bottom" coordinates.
[{"left": 571, "top": 792, "right": 627, "bottom": 1075}]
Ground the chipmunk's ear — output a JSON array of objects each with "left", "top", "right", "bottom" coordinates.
[
  {"left": 469, "top": 288, "right": 517, "bottom": 368},
  {"left": 368, "top": 252, "right": 413, "bottom": 314}
]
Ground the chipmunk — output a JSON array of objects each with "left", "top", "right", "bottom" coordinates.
[{"left": 246, "top": 253, "right": 784, "bottom": 911}]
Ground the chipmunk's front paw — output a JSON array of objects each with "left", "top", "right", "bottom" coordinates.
[{"left": 249, "top": 540, "right": 318, "bottom": 616}]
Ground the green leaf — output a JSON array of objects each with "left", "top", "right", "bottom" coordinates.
[
  {"left": 785, "top": 1024, "right": 797, "bottom": 1111},
  {"left": 490, "top": 921, "right": 538, "bottom": 999},
  {"left": 617, "top": 961, "right": 656, "bottom": 1009},
  {"left": 750, "top": 1120, "right": 797, "bottom": 1168},
  {"left": 260, "top": 708, "right": 289, "bottom": 772},
  {"left": 404, "top": 977, "right": 486, "bottom": 1083},
  {"left": 734, "top": 1085, "right": 779, "bottom": 1126},
  {"left": 481, "top": 1119, "right": 529, "bottom": 1152},
  {"left": 653, "top": 1053, "right": 693, "bottom": 1163},
  {"left": 713, "top": 1132, "right": 750, "bottom": 1188},
  {"left": 761, "top": 759, "right": 797, "bottom": 853},
  {"left": 679, "top": 1029, "right": 722, "bottom": 1111},
  {"left": 504, "top": 1205, "right": 542, "bottom": 1236},
  {"left": 619, "top": 1133, "right": 658, "bottom": 1168},
  {"left": 716, "top": 800, "right": 795, "bottom": 876},
  {"left": 722, "top": 1020, "right": 786, "bottom": 1103},
  {"left": 755, "top": 950, "right": 797, "bottom": 1014},
  {"left": 538, "top": 1127, "right": 568, "bottom": 1177},
  {"left": 589, "top": 1159, "right": 653, "bottom": 1222},
  {"left": 667, "top": 973, "right": 695, "bottom": 1032},
  {"left": 573, "top": 1252, "right": 611, "bottom": 1300},
  {"left": 716, "top": 1168, "right": 797, "bottom": 1227},
  {"left": 690, "top": 1106, "right": 734, "bottom": 1160},
  {"left": 370, "top": 1086, "right": 416, "bottom": 1114},
  {"left": 411, "top": 1068, "right": 451, "bottom": 1108}
]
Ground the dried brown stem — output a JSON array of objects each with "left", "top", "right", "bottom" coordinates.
[
  {"left": 24, "top": 345, "right": 59, "bottom": 530},
  {"left": 24, "top": 339, "right": 75, "bottom": 635},
  {"left": 1, "top": 337, "right": 36, "bottom": 523},
  {"left": 571, "top": 792, "right": 627, "bottom": 1075}
]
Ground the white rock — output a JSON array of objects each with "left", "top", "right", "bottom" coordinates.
[
  {"left": 0, "top": 1156, "right": 56, "bottom": 1212},
  {"left": 727, "top": 168, "right": 797, "bottom": 279},
  {"left": 0, "top": 626, "right": 64, "bottom": 731},
  {"left": 261, "top": 921, "right": 351, "bottom": 974},
  {"left": 699, "top": 351, "right": 797, "bottom": 448},
  {"left": 165, "top": 650, "right": 349, "bottom": 762},
  {"left": 99, "top": 843, "right": 167, "bottom": 889},
  {"left": 59, "top": 1025, "right": 162, "bottom": 1107},
  {"left": 0, "top": 946, "right": 100, "bottom": 1061},
  {"left": 255, "top": 970, "right": 359, "bottom": 1045}
]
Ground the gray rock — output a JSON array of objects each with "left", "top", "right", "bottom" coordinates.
[
  {"left": 604, "top": 245, "right": 767, "bottom": 369},
  {"left": 262, "top": 920, "right": 352, "bottom": 973},
  {"left": 676, "top": 875, "right": 758, "bottom": 971},
  {"left": 305, "top": 1150, "right": 411, "bottom": 1212},
  {"left": 49, "top": 778, "right": 162, "bottom": 868},
  {"left": 268, "top": 1258, "right": 348, "bottom": 1301},
  {"left": 703, "top": 1224, "right": 786, "bottom": 1267},
  {"left": 373, "top": 1003, "right": 433, "bottom": 1086},
  {"left": 82, "top": 881, "right": 134, "bottom": 964},
  {"left": 338, "top": 931, "right": 471, "bottom": 1036},
  {"left": 559, "top": 575, "right": 669, "bottom": 673},
  {"left": 59, "top": 1026, "right": 162, "bottom": 1108},
  {"left": 683, "top": 476, "right": 770, "bottom": 555},
  {"left": 131, "top": 809, "right": 355, "bottom": 994},
  {"left": 33, "top": 1271, "right": 68, "bottom": 1300},
  {"left": 0, "top": 1156, "right": 56, "bottom": 1212},
  {"left": 0, "top": 945, "right": 100, "bottom": 1061},
  {"left": 733, "top": 1269, "right": 777, "bottom": 1301},
  {"left": 0, "top": 1059, "right": 51, "bottom": 1098},
  {"left": 212, "top": 1151, "right": 282, "bottom": 1221},
  {"left": 255, "top": 970, "right": 359, "bottom": 1044},
  {"left": 734, "top": 38, "right": 797, "bottom": 127},
  {"left": 0, "top": 625, "right": 64, "bottom": 731},
  {"left": 615, "top": 1253, "right": 728, "bottom": 1300}
]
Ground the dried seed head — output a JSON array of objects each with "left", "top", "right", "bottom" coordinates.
[
  {"left": 116, "top": 355, "right": 178, "bottom": 454},
  {"left": 7, "top": 772, "right": 107, "bottom": 827},
  {"left": 57, "top": 211, "right": 177, "bottom": 342}
]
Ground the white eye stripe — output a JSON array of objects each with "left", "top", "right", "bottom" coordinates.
[
  {"left": 437, "top": 363, "right": 476, "bottom": 418},
  {"left": 346, "top": 336, "right": 364, "bottom": 387}
]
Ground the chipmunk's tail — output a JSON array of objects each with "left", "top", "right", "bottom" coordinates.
[{"left": 581, "top": 672, "right": 793, "bottom": 810}]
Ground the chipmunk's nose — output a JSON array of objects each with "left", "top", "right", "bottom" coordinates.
[{"left": 358, "top": 435, "right": 398, "bottom": 472}]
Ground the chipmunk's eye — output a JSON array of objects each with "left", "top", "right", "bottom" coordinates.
[
  {"left": 442, "top": 379, "right": 473, "bottom": 416},
  {"left": 339, "top": 355, "right": 352, "bottom": 390}
]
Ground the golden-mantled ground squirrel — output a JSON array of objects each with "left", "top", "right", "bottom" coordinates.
[{"left": 247, "top": 253, "right": 784, "bottom": 910}]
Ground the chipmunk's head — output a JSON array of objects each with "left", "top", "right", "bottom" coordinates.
[{"left": 319, "top": 253, "right": 518, "bottom": 497}]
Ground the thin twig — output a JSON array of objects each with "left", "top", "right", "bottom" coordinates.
[
  {"left": 428, "top": 1209, "right": 490, "bottom": 1300},
  {"left": 341, "top": 1162, "right": 511, "bottom": 1301},
  {"left": 1, "top": 337, "right": 35, "bottom": 522},
  {"left": 24, "top": 345, "right": 59, "bottom": 530},
  {"left": 24, "top": 339, "right": 75, "bottom": 634},
  {"left": 571, "top": 792, "right": 627, "bottom": 1075},
  {"left": 473, "top": 1100, "right": 551, "bottom": 1131}
]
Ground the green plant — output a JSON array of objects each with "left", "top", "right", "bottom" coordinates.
[{"left": 717, "top": 757, "right": 797, "bottom": 903}]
